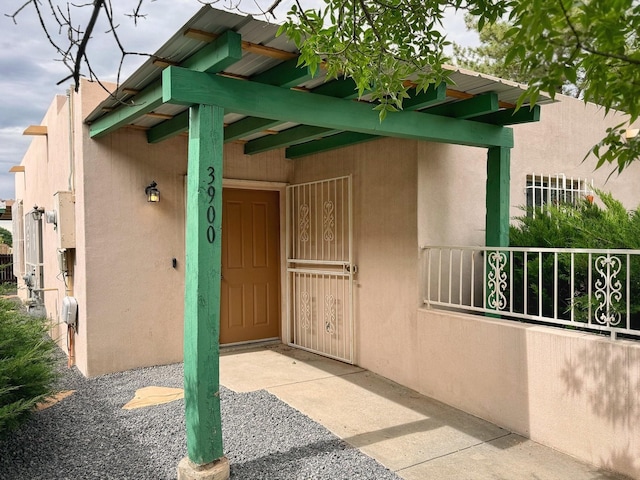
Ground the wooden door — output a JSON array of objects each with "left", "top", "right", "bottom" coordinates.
[{"left": 220, "top": 188, "right": 281, "bottom": 344}]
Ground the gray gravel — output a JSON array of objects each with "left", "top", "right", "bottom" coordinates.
[{"left": 0, "top": 356, "right": 402, "bottom": 480}]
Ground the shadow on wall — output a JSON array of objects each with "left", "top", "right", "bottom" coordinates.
[{"left": 559, "top": 342, "right": 640, "bottom": 477}]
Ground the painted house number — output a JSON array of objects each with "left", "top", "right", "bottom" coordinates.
[{"left": 206, "top": 166, "right": 216, "bottom": 244}]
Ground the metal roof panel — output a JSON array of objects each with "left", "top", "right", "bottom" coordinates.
[{"left": 86, "top": 5, "right": 553, "bottom": 142}]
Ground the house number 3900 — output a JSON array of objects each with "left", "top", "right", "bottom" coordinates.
[{"left": 206, "top": 166, "right": 216, "bottom": 244}]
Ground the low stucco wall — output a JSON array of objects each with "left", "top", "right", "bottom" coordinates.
[{"left": 415, "top": 308, "right": 640, "bottom": 479}]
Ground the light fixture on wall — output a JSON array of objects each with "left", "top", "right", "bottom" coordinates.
[{"left": 145, "top": 181, "right": 160, "bottom": 203}]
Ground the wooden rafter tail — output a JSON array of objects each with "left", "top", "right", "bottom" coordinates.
[
  {"left": 23, "top": 125, "right": 48, "bottom": 136},
  {"left": 146, "top": 112, "right": 174, "bottom": 120},
  {"left": 184, "top": 28, "right": 298, "bottom": 61}
]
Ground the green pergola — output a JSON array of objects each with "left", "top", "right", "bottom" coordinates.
[{"left": 87, "top": 12, "right": 541, "bottom": 475}]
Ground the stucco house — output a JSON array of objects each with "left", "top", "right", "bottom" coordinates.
[{"left": 13, "top": 6, "right": 640, "bottom": 479}]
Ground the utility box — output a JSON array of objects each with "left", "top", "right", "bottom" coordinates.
[
  {"left": 61, "top": 296, "right": 78, "bottom": 329},
  {"left": 54, "top": 191, "right": 75, "bottom": 249}
]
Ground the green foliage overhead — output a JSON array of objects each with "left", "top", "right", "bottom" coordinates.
[
  {"left": 281, "top": 0, "right": 640, "bottom": 170},
  {"left": 505, "top": 0, "right": 640, "bottom": 173},
  {"left": 0, "top": 301, "right": 59, "bottom": 435},
  {"left": 279, "top": 0, "right": 509, "bottom": 120},
  {"left": 452, "top": 14, "right": 583, "bottom": 97},
  {"left": 10, "top": 0, "right": 640, "bottom": 170},
  {"left": 453, "top": 14, "right": 527, "bottom": 82}
]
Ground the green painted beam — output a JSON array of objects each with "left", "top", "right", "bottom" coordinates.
[
  {"left": 182, "top": 30, "right": 242, "bottom": 73},
  {"left": 286, "top": 132, "right": 377, "bottom": 159},
  {"left": 244, "top": 125, "right": 340, "bottom": 155},
  {"left": 90, "top": 80, "right": 163, "bottom": 138},
  {"left": 281, "top": 83, "right": 450, "bottom": 159},
  {"left": 149, "top": 49, "right": 311, "bottom": 144},
  {"left": 147, "top": 111, "right": 188, "bottom": 143},
  {"left": 147, "top": 114, "right": 287, "bottom": 144},
  {"left": 486, "top": 146, "right": 511, "bottom": 247},
  {"left": 224, "top": 117, "right": 281, "bottom": 142},
  {"left": 163, "top": 66, "right": 513, "bottom": 148},
  {"left": 92, "top": 30, "right": 241, "bottom": 139},
  {"left": 310, "top": 77, "right": 360, "bottom": 98},
  {"left": 184, "top": 104, "right": 225, "bottom": 465},
  {"left": 249, "top": 58, "right": 313, "bottom": 88},
  {"left": 424, "top": 92, "right": 499, "bottom": 119},
  {"left": 242, "top": 77, "right": 371, "bottom": 154},
  {"left": 474, "top": 105, "right": 541, "bottom": 126},
  {"left": 403, "top": 83, "right": 447, "bottom": 110}
]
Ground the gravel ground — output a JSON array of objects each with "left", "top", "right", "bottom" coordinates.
[{"left": 0, "top": 357, "right": 402, "bottom": 480}]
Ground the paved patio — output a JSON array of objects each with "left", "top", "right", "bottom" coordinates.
[{"left": 220, "top": 343, "right": 631, "bottom": 480}]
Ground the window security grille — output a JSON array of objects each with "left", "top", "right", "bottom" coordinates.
[{"left": 526, "top": 173, "right": 593, "bottom": 213}]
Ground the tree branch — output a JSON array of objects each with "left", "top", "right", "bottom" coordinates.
[
  {"left": 558, "top": 0, "right": 640, "bottom": 66},
  {"left": 71, "top": 0, "right": 105, "bottom": 91}
]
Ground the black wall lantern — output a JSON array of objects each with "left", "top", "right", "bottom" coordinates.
[{"left": 145, "top": 181, "right": 160, "bottom": 203}]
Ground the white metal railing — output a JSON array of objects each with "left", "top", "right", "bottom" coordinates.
[{"left": 422, "top": 245, "right": 640, "bottom": 340}]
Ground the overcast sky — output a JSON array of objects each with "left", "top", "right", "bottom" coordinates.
[{"left": 0, "top": 0, "right": 477, "bottom": 201}]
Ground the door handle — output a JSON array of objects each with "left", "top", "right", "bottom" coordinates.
[{"left": 344, "top": 264, "right": 358, "bottom": 274}]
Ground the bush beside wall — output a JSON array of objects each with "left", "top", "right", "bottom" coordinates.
[{"left": 0, "top": 299, "right": 59, "bottom": 435}]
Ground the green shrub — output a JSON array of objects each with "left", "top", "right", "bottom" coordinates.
[
  {"left": 0, "top": 299, "right": 59, "bottom": 435},
  {"left": 0, "top": 283, "right": 17, "bottom": 296},
  {"left": 510, "top": 191, "right": 640, "bottom": 330}
]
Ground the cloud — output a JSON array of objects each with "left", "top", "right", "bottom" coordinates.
[{"left": 0, "top": 0, "right": 201, "bottom": 200}]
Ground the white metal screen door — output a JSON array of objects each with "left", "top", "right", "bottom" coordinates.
[{"left": 286, "top": 176, "right": 355, "bottom": 363}]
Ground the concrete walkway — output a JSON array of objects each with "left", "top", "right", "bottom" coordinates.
[{"left": 220, "top": 343, "right": 630, "bottom": 480}]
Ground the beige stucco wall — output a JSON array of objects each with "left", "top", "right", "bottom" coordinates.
[
  {"left": 291, "top": 137, "right": 422, "bottom": 388},
  {"left": 289, "top": 98, "right": 640, "bottom": 479},
  {"left": 415, "top": 309, "right": 640, "bottom": 479},
  {"left": 418, "top": 94, "right": 640, "bottom": 248},
  {"left": 16, "top": 79, "right": 639, "bottom": 477},
  {"left": 78, "top": 83, "right": 293, "bottom": 376},
  {"left": 14, "top": 93, "right": 75, "bottom": 358},
  {"left": 16, "top": 80, "right": 293, "bottom": 376},
  {"left": 510, "top": 96, "right": 640, "bottom": 216}
]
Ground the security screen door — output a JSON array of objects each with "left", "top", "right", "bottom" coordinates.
[{"left": 286, "top": 176, "right": 355, "bottom": 363}]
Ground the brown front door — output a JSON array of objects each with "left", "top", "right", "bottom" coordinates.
[{"left": 220, "top": 188, "right": 281, "bottom": 344}]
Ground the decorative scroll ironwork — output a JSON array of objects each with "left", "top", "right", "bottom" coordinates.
[
  {"left": 300, "top": 291, "right": 311, "bottom": 330},
  {"left": 594, "top": 255, "right": 623, "bottom": 327},
  {"left": 324, "top": 294, "right": 336, "bottom": 335},
  {"left": 487, "top": 251, "right": 508, "bottom": 310},
  {"left": 299, "top": 204, "right": 310, "bottom": 243},
  {"left": 323, "top": 201, "right": 335, "bottom": 242}
]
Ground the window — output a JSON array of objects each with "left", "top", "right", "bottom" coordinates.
[{"left": 526, "top": 173, "right": 592, "bottom": 212}]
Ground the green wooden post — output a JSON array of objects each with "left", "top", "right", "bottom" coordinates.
[
  {"left": 184, "top": 103, "right": 224, "bottom": 465},
  {"left": 485, "top": 146, "right": 510, "bottom": 315},
  {"left": 486, "top": 146, "right": 510, "bottom": 248}
]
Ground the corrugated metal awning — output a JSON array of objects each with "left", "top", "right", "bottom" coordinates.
[{"left": 85, "top": 5, "right": 552, "bottom": 155}]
